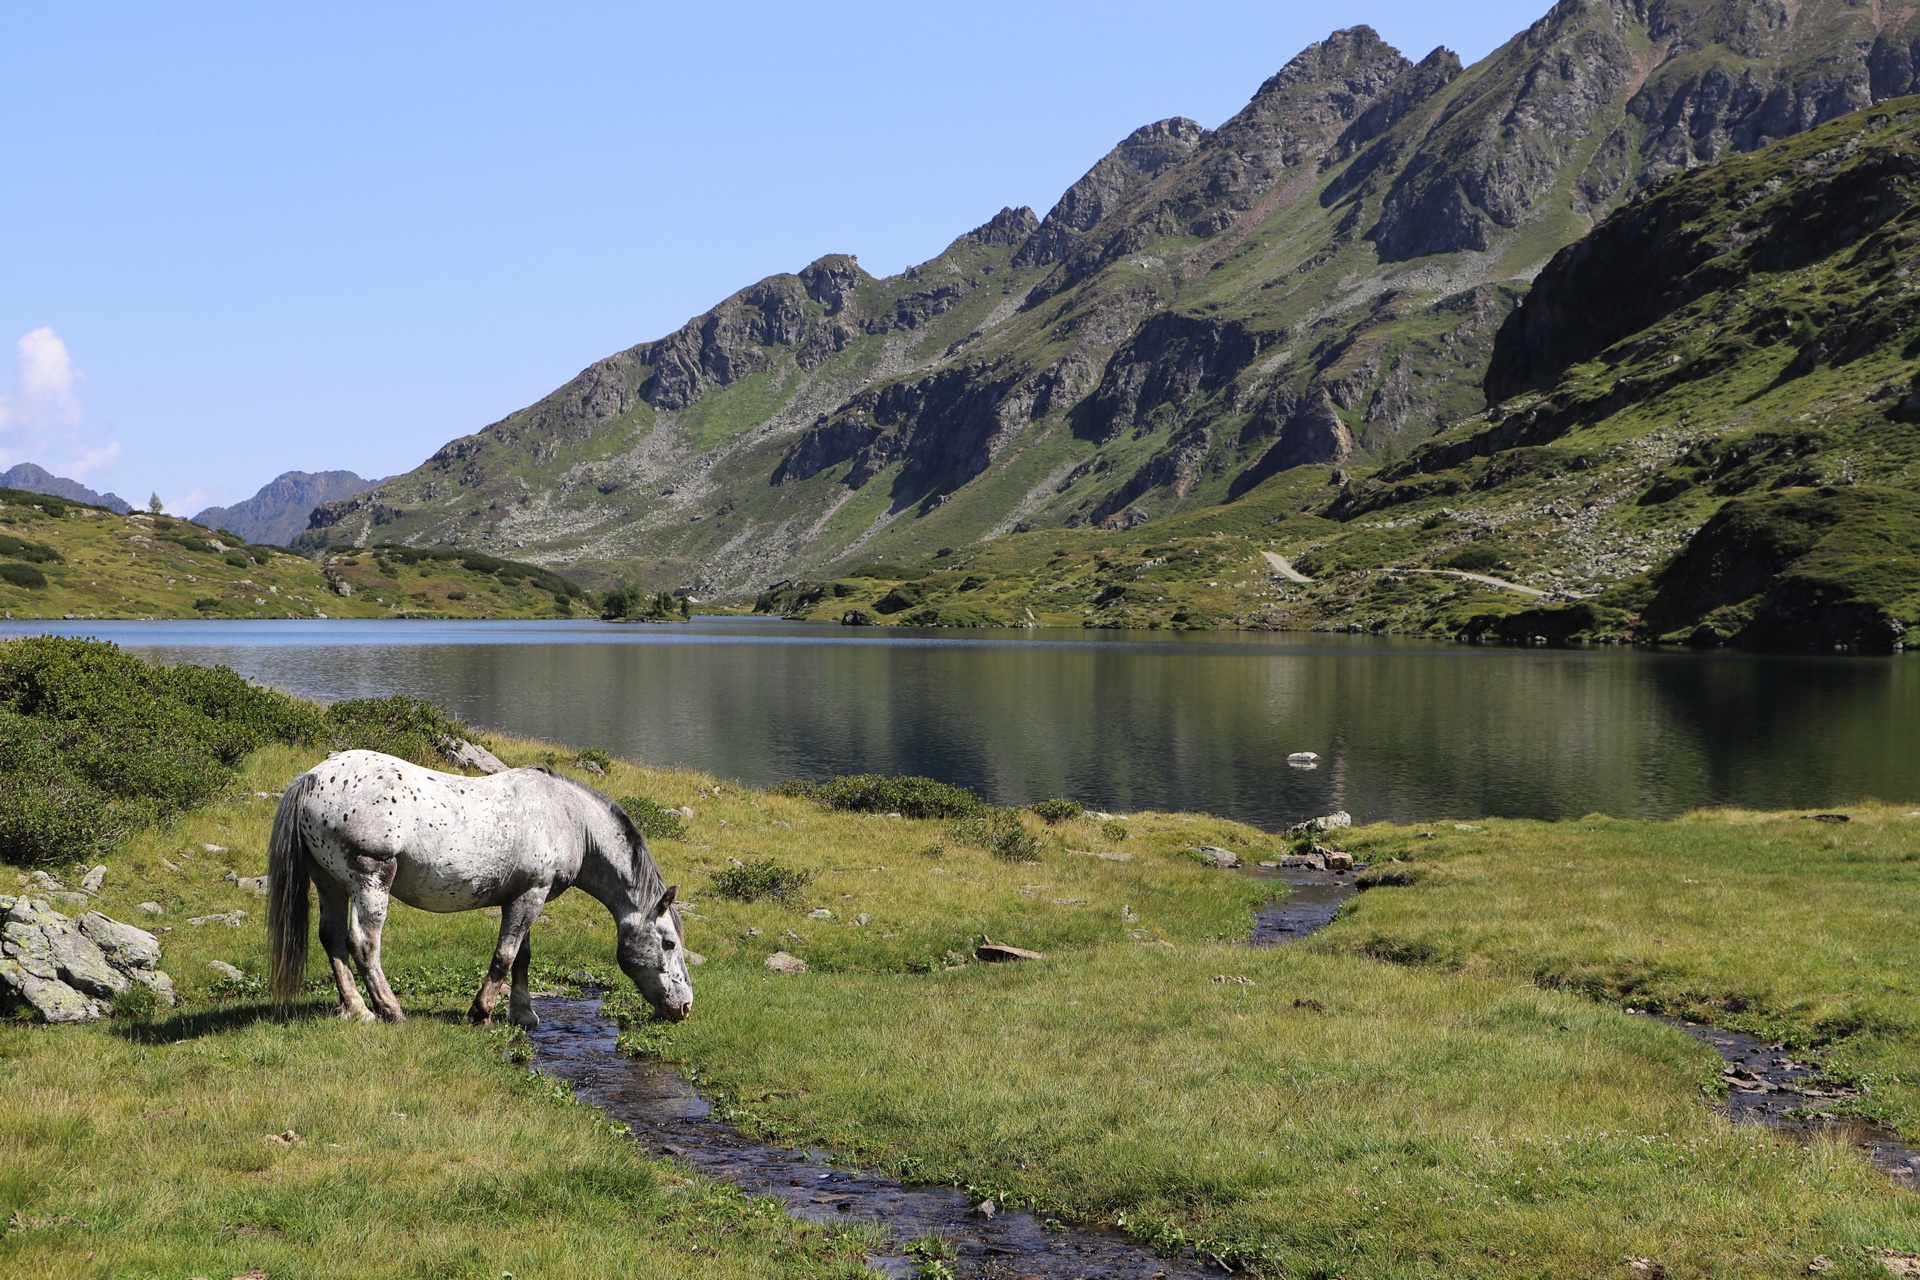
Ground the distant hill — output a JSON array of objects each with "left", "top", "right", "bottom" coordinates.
[
  {"left": 194, "top": 470, "right": 382, "bottom": 546},
  {"left": 0, "top": 463, "right": 132, "bottom": 514}
]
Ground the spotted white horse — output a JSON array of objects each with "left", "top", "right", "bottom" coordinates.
[{"left": 267, "top": 749, "right": 691, "bottom": 1027}]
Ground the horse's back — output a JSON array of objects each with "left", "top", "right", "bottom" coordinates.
[{"left": 297, "top": 750, "right": 564, "bottom": 911}]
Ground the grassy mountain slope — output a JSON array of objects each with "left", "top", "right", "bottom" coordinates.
[
  {"left": 306, "top": 0, "right": 1920, "bottom": 601},
  {"left": 758, "top": 98, "right": 1920, "bottom": 647},
  {"left": 0, "top": 489, "right": 590, "bottom": 621}
]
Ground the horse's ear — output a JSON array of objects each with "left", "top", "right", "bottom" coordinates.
[{"left": 655, "top": 884, "right": 678, "bottom": 916}]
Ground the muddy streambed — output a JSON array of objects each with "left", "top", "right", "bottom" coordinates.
[{"left": 530, "top": 867, "right": 1915, "bottom": 1280}]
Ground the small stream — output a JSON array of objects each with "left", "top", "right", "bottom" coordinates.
[
  {"left": 529, "top": 994, "right": 1220, "bottom": 1278},
  {"left": 529, "top": 866, "right": 1914, "bottom": 1280}
]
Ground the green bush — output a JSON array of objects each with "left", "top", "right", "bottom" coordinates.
[
  {"left": 709, "top": 858, "right": 814, "bottom": 903},
  {"left": 576, "top": 747, "right": 613, "bottom": 771},
  {"left": 774, "top": 774, "right": 987, "bottom": 820},
  {"left": 1029, "top": 798, "right": 1083, "bottom": 825},
  {"left": 0, "top": 533, "right": 61, "bottom": 563},
  {"left": 950, "top": 810, "right": 1043, "bottom": 863},
  {"left": 324, "top": 695, "right": 473, "bottom": 767},
  {"left": 1101, "top": 819, "right": 1130, "bottom": 842},
  {"left": 1443, "top": 545, "right": 1507, "bottom": 573},
  {"left": 0, "top": 637, "right": 328, "bottom": 865},
  {"left": 0, "top": 563, "right": 48, "bottom": 589},
  {"left": 618, "top": 795, "right": 689, "bottom": 842}
]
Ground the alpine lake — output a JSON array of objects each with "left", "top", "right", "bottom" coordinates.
[{"left": 8, "top": 615, "right": 1915, "bottom": 826}]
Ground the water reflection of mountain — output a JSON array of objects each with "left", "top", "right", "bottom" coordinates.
[{"left": 56, "top": 620, "right": 1920, "bottom": 828}]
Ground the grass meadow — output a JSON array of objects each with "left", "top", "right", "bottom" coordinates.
[{"left": 5, "top": 736, "right": 1920, "bottom": 1277}]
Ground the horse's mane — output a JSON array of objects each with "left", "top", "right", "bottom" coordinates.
[{"left": 541, "top": 769, "right": 673, "bottom": 919}]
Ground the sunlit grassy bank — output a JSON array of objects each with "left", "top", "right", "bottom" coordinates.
[{"left": 6, "top": 717, "right": 1920, "bottom": 1277}]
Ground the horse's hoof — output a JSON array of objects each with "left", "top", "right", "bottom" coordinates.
[
  {"left": 509, "top": 1010, "right": 540, "bottom": 1030},
  {"left": 470, "top": 1013, "right": 493, "bottom": 1030},
  {"left": 340, "top": 1007, "right": 376, "bottom": 1024}
]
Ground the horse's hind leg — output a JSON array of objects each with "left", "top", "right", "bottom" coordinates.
[
  {"left": 316, "top": 878, "right": 375, "bottom": 1023},
  {"left": 347, "top": 878, "right": 407, "bottom": 1023}
]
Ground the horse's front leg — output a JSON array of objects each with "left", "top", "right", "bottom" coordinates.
[{"left": 470, "top": 887, "right": 548, "bottom": 1030}]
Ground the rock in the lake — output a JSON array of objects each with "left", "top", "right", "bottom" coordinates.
[
  {"left": 0, "top": 896, "right": 175, "bottom": 1023},
  {"left": 446, "top": 739, "right": 510, "bottom": 775},
  {"left": 1323, "top": 851, "right": 1356, "bottom": 871},
  {"left": 207, "top": 960, "right": 246, "bottom": 981},
  {"left": 1193, "top": 845, "right": 1240, "bottom": 868},
  {"left": 764, "top": 950, "right": 808, "bottom": 975}
]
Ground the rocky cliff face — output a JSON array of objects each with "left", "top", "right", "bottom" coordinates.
[{"left": 308, "top": 0, "right": 1920, "bottom": 596}]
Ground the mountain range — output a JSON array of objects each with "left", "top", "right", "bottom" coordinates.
[
  {"left": 193, "top": 470, "right": 382, "bottom": 547},
  {"left": 281, "top": 0, "right": 1920, "bottom": 643},
  {"left": 0, "top": 464, "right": 132, "bottom": 515}
]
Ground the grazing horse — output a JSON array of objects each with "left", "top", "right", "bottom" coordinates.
[{"left": 267, "top": 749, "right": 691, "bottom": 1027}]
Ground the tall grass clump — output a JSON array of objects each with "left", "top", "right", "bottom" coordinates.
[
  {"left": 618, "top": 794, "right": 689, "bottom": 842},
  {"left": 950, "top": 810, "right": 1043, "bottom": 862},
  {"left": 709, "top": 858, "right": 815, "bottom": 903},
  {"left": 775, "top": 773, "right": 987, "bottom": 820}
]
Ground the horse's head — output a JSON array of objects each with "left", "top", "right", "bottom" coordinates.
[{"left": 617, "top": 884, "right": 693, "bottom": 1021}]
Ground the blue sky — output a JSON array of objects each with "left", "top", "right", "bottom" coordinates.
[{"left": 0, "top": 1, "right": 1551, "bottom": 514}]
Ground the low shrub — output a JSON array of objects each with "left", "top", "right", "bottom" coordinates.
[
  {"left": 0, "top": 637, "right": 328, "bottom": 865},
  {"left": 0, "top": 563, "right": 48, "bottom": 589},
  {"left": 775, "top": 774, "right": 987, "bottom": 820},
  {"left": 950, "top": 810, "right": 1043, "bottom": 863},
  {"left": 1101, "top": 819, "right": 1131, "bottom": 842},
  {"left": 576, "top": 747, "right": 613, "bottom": 771},
  {"left": 618, "top": 795, "right": 689, "bottom": 842},
  {"left": 709, "top": 858, "right": 815, "bottom": 903},
  {"left": 0, "top": 533, "right": 61, "bottom": 563},
  {"left": 324, "top": 694, "right": 474, "bottom": 767},
  {"left": 1029, "top": 798, "right": 1083, "bottom": 825},
  {"left": 1443, "top": 544, "right": 1507, "bottom": 573}
]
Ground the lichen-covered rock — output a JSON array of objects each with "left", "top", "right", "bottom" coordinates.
[{"left": 0, "top": 896, "right": 174, "bottom": 1024}]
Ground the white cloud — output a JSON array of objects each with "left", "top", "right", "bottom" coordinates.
[{"left": 0, "top": 327, "right": 122, "bottom": 483}]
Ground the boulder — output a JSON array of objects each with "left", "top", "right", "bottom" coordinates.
[
  {"left": 764, "top": 950, "right": 808, "bottom": 975},
  {"left": 446, "top": 739, "right": 510, "bottom": 775},
  {"left": 1322, "top": 851, "right": 1356, "bottom": 871},
  {"left": 188, "top": 911, "right": 247, "bottom": 928},
  {"left": 1280, "top": 853, "right": 1326, "bottom": 870},
  {"left": 1287, "top": 811, "right": 1352, "bottom": 835},
  {"left": 0, "top": 896, "right": 174, "bottom": 1023},
  {"left": 1193, "top": 846, "right": 1241, "bottom": 868},
  {"left": 207, "top": 960, "right": 247, "bottom": 981}
]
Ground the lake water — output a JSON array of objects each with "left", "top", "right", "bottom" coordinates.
[{"left": 7, "top": 617, "right": 1916, "bottom": 829}]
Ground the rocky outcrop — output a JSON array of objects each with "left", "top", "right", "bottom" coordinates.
[
  {"left": 1013, "top": 120, "right": 1207, "bottom": 269},
  {"left": 1071, "top": 314, "right": 1269, "bottom": 443},
  {"left": 0, "top": 896, "right": 175, "bottom": 1023}
]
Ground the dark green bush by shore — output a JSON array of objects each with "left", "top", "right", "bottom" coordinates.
[
  {"left": 774, "top": 773, "right": 987, "bottom": 820},
  {"left": 0, "top": 637, "right": 477, "bottom": 867}
]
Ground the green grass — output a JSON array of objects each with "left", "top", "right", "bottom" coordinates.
[{"left": 9, "top": 710, "right": 1920, "bottom": 1275}]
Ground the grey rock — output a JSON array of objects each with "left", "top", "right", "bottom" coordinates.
[
  {"left": 807, "top": 908, "right": 833, "bottom": 920},
  {"left": 1280, "top": 853, "right": 1327, "bottom": 870},
  {"left": 764, "top": 950, "right": 808, "bottom": 975},
  {"left": 444, "top": 738, "right": 509, "bottom": 774},
  {"left": 207, "top": 960, "right": 246, "bottom": 981},
  {"left": 1288, "top": 811, "right": 1352, "bottom": 835},
  {"left": 235, "top": 876, "right": 269, "bottom": 896},
  {"left": 187, "top": 911, "right": 247, "bottom": 928},
  {"left": 1193, "top": 846, "right": 1241, "bottom": 868},
  {"left": 79, "top": 865, "right": 106, "bottom": 893},
  {"left": 135, "top": 902, "right": 164, "bottom": 916},
  {"left": 0, "top": 902, "right": 174, "bottom": 1022},
  {"left": 854, "top": 913, "right": 870, "bottom": 927}
]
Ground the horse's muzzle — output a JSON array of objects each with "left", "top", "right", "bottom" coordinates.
[{"left": 658, "top": 1000, "right": 692, "bottom": 1022}]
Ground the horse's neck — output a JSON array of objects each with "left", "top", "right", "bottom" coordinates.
[{"left": 569, "top": 798, "right": 652, "bottom": 920}]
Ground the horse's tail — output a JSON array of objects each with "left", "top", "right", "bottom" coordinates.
[{"left": 267, "top": 771, "right": 316, "bottom": 1015}]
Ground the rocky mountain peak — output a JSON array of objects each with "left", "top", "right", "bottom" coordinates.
[
  {"left": 960, "top": 206, "right": 1040, "bottom": 248},
  {"left": 1012, "top": 117, "right": 1206, "bottom": 267}
]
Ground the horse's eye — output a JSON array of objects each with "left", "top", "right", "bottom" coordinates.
[{"left": 663, "top": 939, "right": 676, "bottom": 950}]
